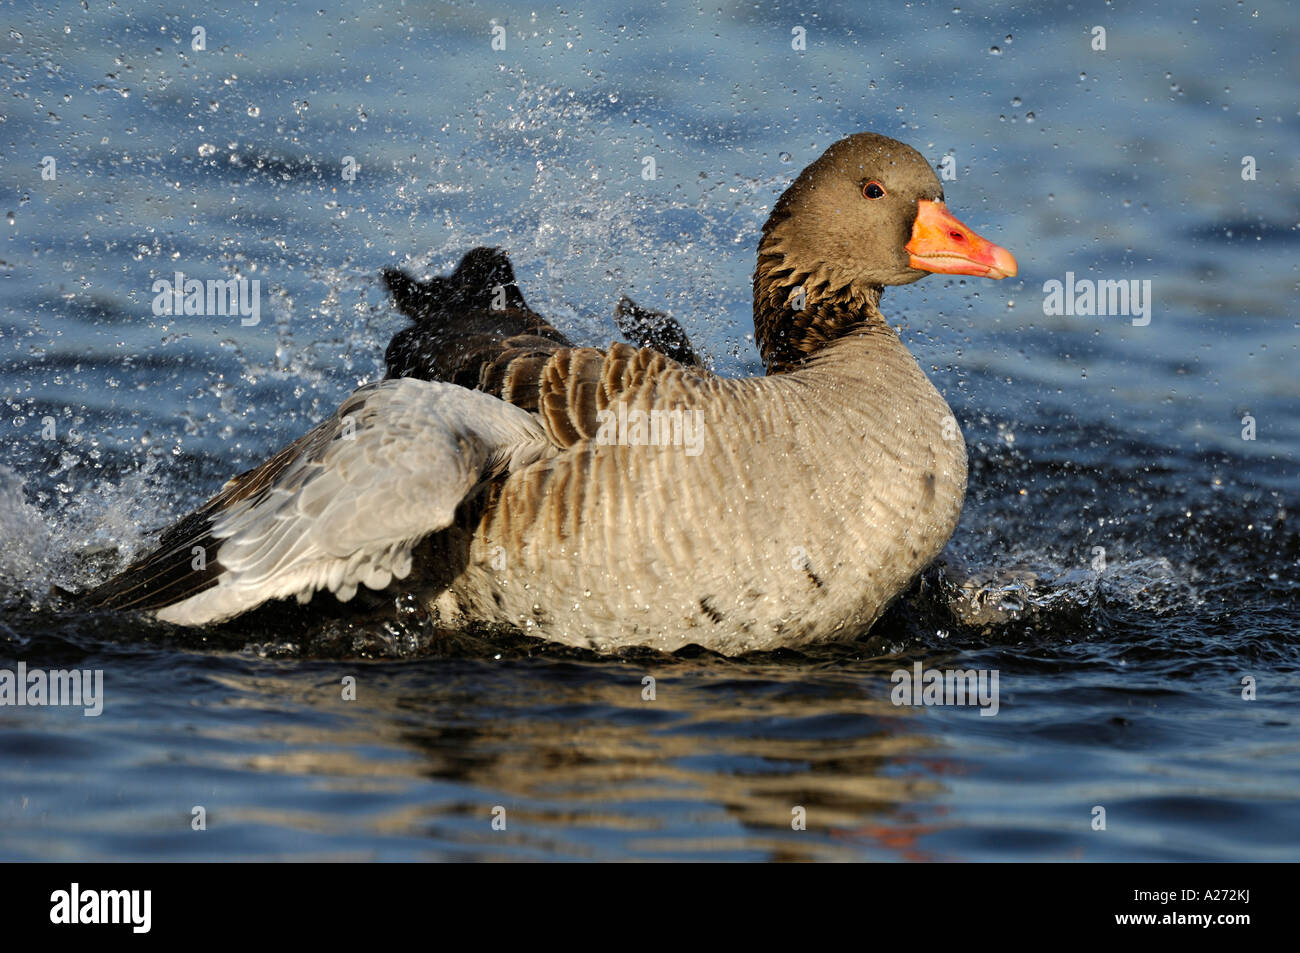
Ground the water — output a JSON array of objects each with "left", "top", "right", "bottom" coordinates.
[{"left": 1, "top": 0, "right": 1297, "bottom": 861}]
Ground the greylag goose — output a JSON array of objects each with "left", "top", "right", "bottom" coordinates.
[{"left": 85, "top": 132, "right": 1016, "bottom": 654}]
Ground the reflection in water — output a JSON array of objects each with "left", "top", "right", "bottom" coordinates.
[{"left": 195, "top": 655, "right": 945, "bottom": 861}]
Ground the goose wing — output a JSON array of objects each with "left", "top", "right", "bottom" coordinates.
[{"left": 84, "top": 377, "right": 554, "bottom": 625}]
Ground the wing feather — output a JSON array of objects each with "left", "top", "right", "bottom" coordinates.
[{"left": 85, "top": 378, "right": 554, "bottom": 624}]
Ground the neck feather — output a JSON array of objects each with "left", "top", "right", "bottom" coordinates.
[{"left": 752, "top": 233, "right": 886, "bottom": 375}]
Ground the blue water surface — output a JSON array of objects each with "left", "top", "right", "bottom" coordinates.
[{"left": 0, "top": 0, "right": 1297, "bottom": 861}]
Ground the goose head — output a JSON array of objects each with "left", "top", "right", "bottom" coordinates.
[{"left": 754, "top": 132, "right": 1017, "bottom": 372}]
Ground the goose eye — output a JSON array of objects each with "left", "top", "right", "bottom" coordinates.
[{"left": 862, "top": 180, "right": 886, "bottom": 199}]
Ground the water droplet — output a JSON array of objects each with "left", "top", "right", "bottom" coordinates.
[
  {"left": 778, "top": 151, "right": 792, "bottom": 163},
  {"left": 989, "top": 45, "right": 1002, "bottom": 55}
]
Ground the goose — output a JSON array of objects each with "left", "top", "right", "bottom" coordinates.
[{"left": 84, "top": 132, "right": 1017, "bottom": 654}]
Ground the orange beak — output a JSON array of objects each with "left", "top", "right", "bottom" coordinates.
[{"left": 905, "top": 199, "right": 1017, "bottom": 279}]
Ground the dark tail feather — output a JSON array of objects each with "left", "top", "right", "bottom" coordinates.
[
  {"left": 382, "top": 246, "right": 529, "bottom": 322},
  {"left": 614, "top": 296, "right": 704, "bottom": 368},
  {"left": 382, "top": 248, "right": 570, "bottom": 385}
]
